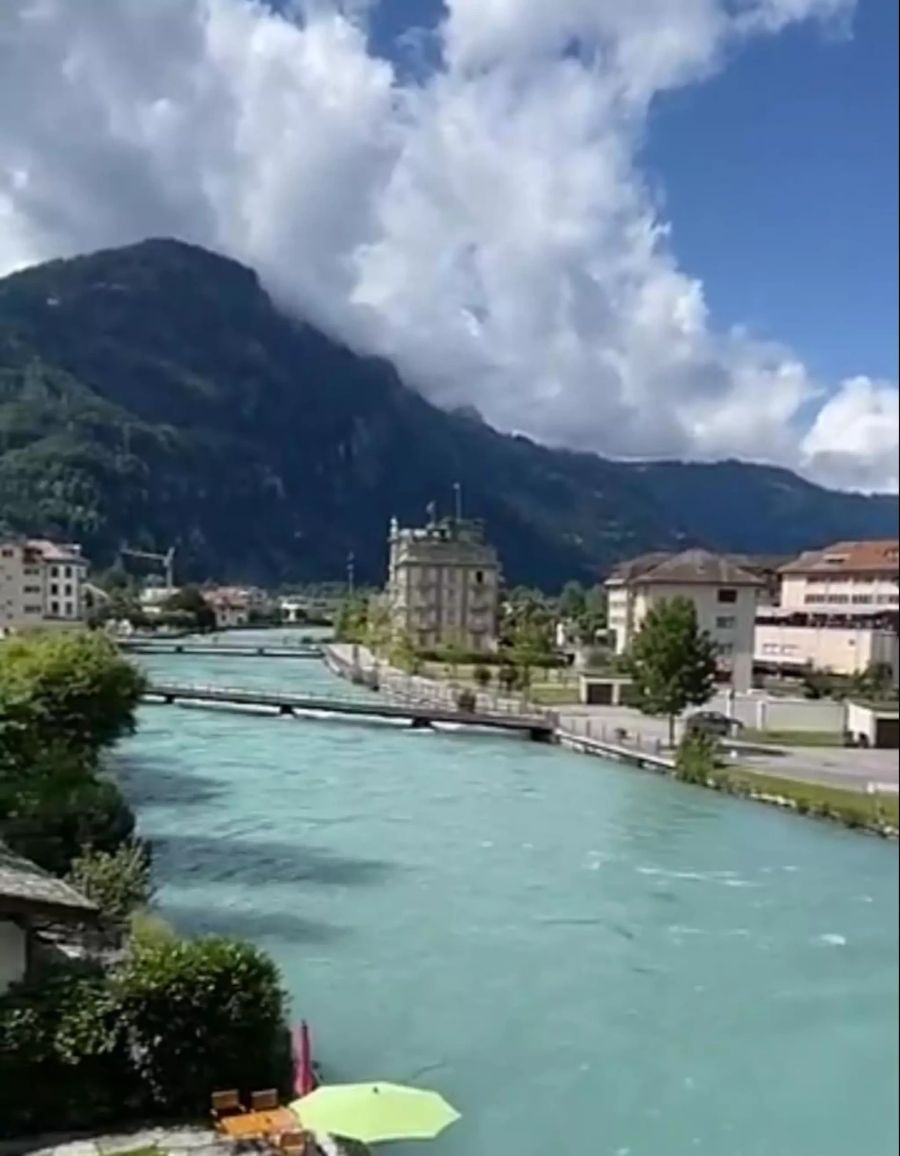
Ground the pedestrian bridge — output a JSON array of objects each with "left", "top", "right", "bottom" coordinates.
[
  {"left": 121, "top": 640, "right": 324, "bottom": 659},
  {"left": 143, "top": 682, "right": 554, "bottom": 740}
]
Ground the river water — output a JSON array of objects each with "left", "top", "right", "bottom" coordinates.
[{"left": 119, "top": 635, "right": 899, "bottom": 1156}]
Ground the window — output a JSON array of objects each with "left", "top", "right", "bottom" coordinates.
[
  {"left": 1, "top": 547, "right": 13, "bottom": 558},
  {"left": 64, "top": 602, "right": 74, "bottom": 617},
  {"left": 64, "top": 584, "right": 73, "bottom": 598},
  {"left": 50, "top": 601, "right": 60, "bottom": 616},
  {"left": 851, "top": 595, "right": 873, "bottom": 604},
  {"left": 50, "top": 582, "right": 59, "bottom": 596},
  {"left": 716, "top": 616, "right": 736, "bottom": 630},
  {"left": 474, "top": 570, "right": 484, "bottom": 585},
  {"left": 804, "top": 594, "right": 823, "bottom": 604},
  {"left": 828, "top": 595, "right": 850, "bottom": 604},
  {"left": 717, "top": 589, "right": 737, "bottom": 604},
  {"left": 23, "top": 585, "right": 41, "bottom": 594},
  {"left": 719, "top": 642, "right": 734, "bottom": 656},
  {"left": 64, "top": 566, "right": 72, "bottom": 578}
]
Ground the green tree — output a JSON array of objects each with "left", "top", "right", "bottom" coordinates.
[
  {"left": 558, "top": 581, "right": 587, "bottom": 620},
  {"left": 473, "top": 663, "right": 492, "bottom": 690},
  {"left": 334, "top": 597, "right": 367, "bottom": 642},
  {"left": 164, "top": 586, "right": 216, "bottom": 632},
  {"left": 1, "top": 746, "right": 136, "bottom": 875},
  {"left": 625, "top": 597, "right": 718, "bottom": 746},
  {"left": 0, "top": 631, "right": 145, "bottom": 756},
  {"left": 498, "top": 664, "right": 518, "bottom": 694},
  {"left": 578, "top": 585, "right": 608, "bottom": 643}
]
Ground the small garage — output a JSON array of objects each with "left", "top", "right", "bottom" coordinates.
[{"left": 846, "top": 702, "right": 900, "bottom": 750}]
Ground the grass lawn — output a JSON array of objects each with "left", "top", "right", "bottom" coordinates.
[
  {"left": 740, "top": 728, "right": 845, "bottom": 748},
  {"left": 105, "top": 1147, "right": 160, "bottom": 1156},
  {"left": 718, "top": 766, "right": 899, "bottom": 829}
]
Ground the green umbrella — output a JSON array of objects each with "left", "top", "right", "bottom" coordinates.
[{"left": 290, "top": 1081, "right": 460, "bottom": 1144}]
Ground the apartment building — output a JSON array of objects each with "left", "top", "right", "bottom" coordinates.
[
  {"left": 779, "top": 539, "right": 899, "bottom": 614},
  {"left": 386, "top": 516, "right": 500, "bottom": 651},
  {"left": 0, "top": 538, "right": 88, "bottom": 633},
  {"left": 606, "top": 549, "right": 763, "bottom": 692},
  {"left": 752, "top": 540, "right": 900, "bottom": 682}
]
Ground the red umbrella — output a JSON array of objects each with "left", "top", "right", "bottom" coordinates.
[{"left": 293, "top": 1021, "right": 315, "bottom": 1096}]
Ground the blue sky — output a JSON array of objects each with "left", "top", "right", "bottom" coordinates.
[
  {"left": 2, "top": 0, "right": 897, "bottom": 487},
  {"left": 644, "top": 0, "right": 899, "bottom": 384},
  {"left": 364, "top": 0, "right": 899, "bottom": 384}
]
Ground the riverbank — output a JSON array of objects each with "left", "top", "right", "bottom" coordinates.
[{"left": 324, "top": 642, "right": 898, "bottom": 837}]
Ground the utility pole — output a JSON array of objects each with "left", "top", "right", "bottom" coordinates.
[
  {"left": 346, "top": 551, "right": 356, "bottom": 599},
  {"left": 453, "top": 481, "right": 463, "bottom": 524}
]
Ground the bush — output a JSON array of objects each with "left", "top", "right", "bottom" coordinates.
[
  {"left": 0, "top": 630, "right": 146, "bottom": 755},
  {"left": 472, "top": 664, "right": 492, "bottom": 689},
  {"left": 69, "top": 842, "right": 155, "bottom": 931},
  {"left": 115, "top": 937, "right": 292, "bottom": 1115},
  {"left": 498, "top": 664, "right": 518, "bottom": 693},
  {"left": 2, "top": 764, "right": 137, "bottom": 876},
  {"left": 0, "top": 964, "right": 136, "bottom": 1137},
  {"left": 675, "top": 731, "right": 720, "bottom": 785},
  {"left": 456, "top": 688, "right": 477, "bottom": 713},
  {"left": 0, "top": 938, "right": 292, "bottom": 1136}
]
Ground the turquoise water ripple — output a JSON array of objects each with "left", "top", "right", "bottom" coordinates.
[{"left": 120, "top": 638, "right": 899, "bottom": 1156}]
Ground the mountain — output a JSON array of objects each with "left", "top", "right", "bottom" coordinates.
[{"left": 0, "top": 239, "right": 896, "bottom": 588}]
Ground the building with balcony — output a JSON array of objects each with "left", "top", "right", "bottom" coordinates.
[
  {"left": 385, "top": 515, "right": 500, "bottom": 652},
  {"left": 0, "top": 538, "right": 88, "bottom": 634},
  {"left": 605, "top": 549, "right": 763, "bottom": 692}
]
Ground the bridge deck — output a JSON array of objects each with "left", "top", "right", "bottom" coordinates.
[
  {"left": 144, "top": 682, "right": 552, "bottom": 736},
  {"left": 122, "top": 642, "right": 323, "bottom": 658}
]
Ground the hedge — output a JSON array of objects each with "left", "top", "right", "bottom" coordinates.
[{"left": 0, "top": 938, "right": 292, "bottom": 1137}]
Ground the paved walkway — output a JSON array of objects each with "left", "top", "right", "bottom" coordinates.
[{"left": 0, "top": 1128, "right": 368, "bottom": 1156}]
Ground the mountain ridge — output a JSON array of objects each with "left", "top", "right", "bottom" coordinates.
[{"left": 0, "top": 238, "right": 896, "bottom": 588}]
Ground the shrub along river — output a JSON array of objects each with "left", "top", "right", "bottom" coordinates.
[{"left": 119, "top": 633, "right": 899, "bottom": 1156}]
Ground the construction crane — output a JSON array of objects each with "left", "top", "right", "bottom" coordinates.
[{"left": 120, "top": 545, "right": 176, "bottom": 591}]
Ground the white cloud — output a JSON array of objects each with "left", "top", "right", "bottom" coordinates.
[{"left": 0, "top": 0, "right": 895, "bottom": 492}]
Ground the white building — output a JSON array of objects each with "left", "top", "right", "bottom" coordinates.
[
  {"left": 779, "top": 540, "right": 899, "bottom": 615},
  {"left": 386, "top": 516, "right": 500, "bottom": 652},
  {"left": 606, "top": 549, "right": 763, "bottom": 692},
  {"left": 755, "top": 609, "right": 899, "bottom": 683},
  {"left": 0, "top": 538, "right": 88, "bottom": 633}
]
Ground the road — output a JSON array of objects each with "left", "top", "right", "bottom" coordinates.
[{"left": 557, "top": 705, "right": 899, "bottom": 794}]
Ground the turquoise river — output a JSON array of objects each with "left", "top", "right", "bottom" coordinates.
[{"left": 119, "top": 634, "right": 899, "bottom": 1156}]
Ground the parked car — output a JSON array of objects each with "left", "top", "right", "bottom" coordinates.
[{"left": 685, "top": 710, "right": 743, "bottom": 738}]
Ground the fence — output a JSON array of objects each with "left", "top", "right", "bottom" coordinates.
[{"left": 706, "top": 691, "right": 846, "bottom": 732}]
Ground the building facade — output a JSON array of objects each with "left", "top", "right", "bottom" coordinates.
[
  {"left": 754, "top": 610, "right": 899, "bottom": 683},
  {"left": 386, "top": 517, "right": 500, "bottom": 651},
  {"left": 0, "top": 539, "right": 88, "bottom": 634},
  {"left": 606, "top": 549, "right": 762, "bottom": 692},
  {"left": 779, "top": 540, "right": 899, "bottom": 615}
]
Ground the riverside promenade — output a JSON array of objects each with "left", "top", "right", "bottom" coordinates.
[{"left": 323, "top": 642, "right": 674, "bottom": 771}]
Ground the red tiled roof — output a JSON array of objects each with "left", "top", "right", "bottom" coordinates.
[{"left": 780, "top": 540, "right": 900, "bottom": 576}]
